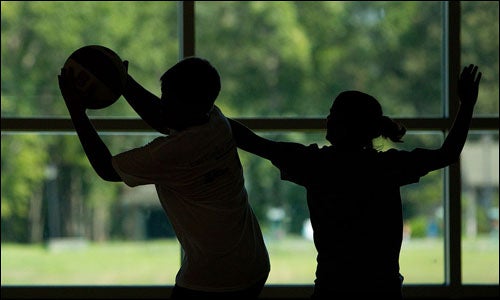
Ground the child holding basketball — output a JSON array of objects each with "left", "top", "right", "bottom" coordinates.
[
  {"left": 58, "top": 56, "right": 270, "bottom": 299},
  {"left": 227, "top": 64, "right": 482, "bottom": 299}
]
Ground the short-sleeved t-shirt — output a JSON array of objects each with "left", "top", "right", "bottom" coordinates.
[
  {"left": 112, "top": 106, "right": 270, "bottom": 291},
  {"left": 269, "top": 142, "right": 431, "bottom": 287}
]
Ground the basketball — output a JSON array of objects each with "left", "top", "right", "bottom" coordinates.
[{"left": 63, "top": 45, "right": 127, "bottom": 109}]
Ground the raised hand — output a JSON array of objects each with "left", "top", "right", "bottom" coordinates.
[{"left": 458, "top": 64, "right": 482, "bottom": 107}]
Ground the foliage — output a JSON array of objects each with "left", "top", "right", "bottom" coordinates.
[{"left": 1, "top": 1, "right": 498, "bottom": 243}]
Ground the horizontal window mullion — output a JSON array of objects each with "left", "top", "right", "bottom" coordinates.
[{"left": 0, "top": 117, "right": 498, "bottom": 132}]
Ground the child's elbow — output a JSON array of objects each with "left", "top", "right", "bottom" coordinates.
[
  {"left": 437, "top": 147, "right": 462, "bottom": 167},
  {"left": 97, "top": 169, "right": 122, "bottom": 182}
]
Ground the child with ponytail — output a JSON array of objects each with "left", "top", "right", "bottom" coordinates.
[{"left": 228, "top": 64, "right": 482, "bottom": 299}]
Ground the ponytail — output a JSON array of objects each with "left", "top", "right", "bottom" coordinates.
[{"left": 379, "top": 116, "right": 406, "bottom": 143}]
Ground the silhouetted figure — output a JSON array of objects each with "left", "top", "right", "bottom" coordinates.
[
  {"left": 229, "top": 64, "right": 482, "bottom": 299},
  {"left": 58, "top": 56, "right": 270, "bottom": 299}
]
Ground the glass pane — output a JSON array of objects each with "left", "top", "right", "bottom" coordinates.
[
  {"left": 1, "top": 1, "right": 178, "bottom": 118},
  {"left": 461, "top": 1, "right": 499, "bottom": 117},
  {"left": 0, "top": 130, "right": 460, "bottom": 286},
  {"left": 196, "top": 1, "right": 444, "bottom": 118},
  {"left": 238, "top": 131, "right": 445, "bottom": 284},
  {"left": 1, "top": 133, "right": 180, "bottom": 285},
  {"left": 461, "top": 131, "right": 499, "bottom": 284},
  {"left": 238, "top": 132, "right": 322, "bottom": 284},
  {"left": 388, "top": 132, "right": 445, "bottom": 284}
]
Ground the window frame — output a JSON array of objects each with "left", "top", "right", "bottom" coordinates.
[{"left": 1, "top": 1, "right": 499, "bottom": 299}]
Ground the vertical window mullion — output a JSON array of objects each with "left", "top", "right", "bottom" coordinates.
[
  {"left": 445, "top": 0, "right": 463, "bottom": 291},
  {"left": 178, "top": 1, "right": 195, "bottom": 59},
  {"left": 177, "top": 0, "right": 196, "bottom": 268}
]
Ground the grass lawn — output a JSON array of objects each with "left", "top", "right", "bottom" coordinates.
[{"left": 1, "top": 235, "right": 498, "bottom": 285}]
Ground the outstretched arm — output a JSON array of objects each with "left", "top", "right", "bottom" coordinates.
[
  {"left": 428, "top": 64, "right": 482, "bottom": 170},
  {"left": 58, "top": 68, "right": 122, "bottom": 182},
  {"left": 228, "top": 118, "right": 280, "bottom": 161}
]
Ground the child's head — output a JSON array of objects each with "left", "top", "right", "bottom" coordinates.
[
  {"left": 160, "top": 57, "right": 221, "bottom": 130},
  {"left": 326, "top": 90, "right": 406, "bottom": 149}
]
